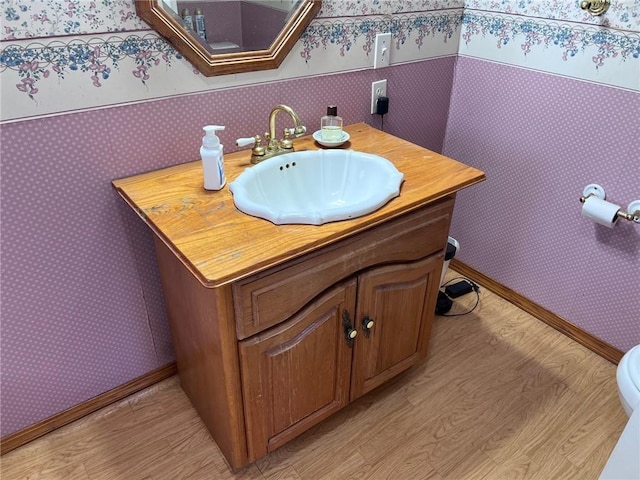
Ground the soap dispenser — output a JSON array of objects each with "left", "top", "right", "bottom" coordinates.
[{"left": 200, "top": 125, "right": 226, "bottom": 191}]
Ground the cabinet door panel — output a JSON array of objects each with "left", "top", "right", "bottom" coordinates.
[
  {"left": 233, "top": 198, "right": 453, "bottom": 339},
  {"left": 351, "top": 255, "right": 442, "bottom": 401},
  {"left": 239, "top": 280, "right": 356, "bottom": 461}
]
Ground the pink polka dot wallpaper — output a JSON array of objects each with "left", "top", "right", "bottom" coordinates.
[
  {"left": 0, "top": 59, "right": 457, "bottom": 437},
  {"left": 1, "top": 0, "right": 639, "bottom": 441},
  {"left": 445, "top": 57, "right": 640, "bottom": 353}
]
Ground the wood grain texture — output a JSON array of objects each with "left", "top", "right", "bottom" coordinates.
[
  {"left": 450, "top": 259, "right": 624, "bottom": 364},
  {"left": 154, "top": 237, "right": 248, "bottom": 468},
  {"left": 1, "top": 269, "right": 627, "bottom": 479},
  {"left": 0, "top": 363, "right": 176, "bottom": 456},
  {"left": 233, "top": 199, "right": 453, "bottom": 339},
  {"left": 112, "top": 123, "right": 485, "bottom": 288},
  {"left": 147, "top": 197, "right": 455, "bottom": 467},
  {"left": 239, "top": 280, "right": 356, "bottom": 461},
  {"left": 350, "top": 254, "right": 442, "bottom": 400}
]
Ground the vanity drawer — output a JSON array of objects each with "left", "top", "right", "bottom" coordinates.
[{"left": 233, "top": 197, "right": 454, "bottom": 339}]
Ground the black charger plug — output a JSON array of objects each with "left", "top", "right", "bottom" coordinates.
[
  {"left": 376, "top": 96, "right": 389, "bottom": 115},
  {"left": 444, "top": 280, "right": 475, "bottom": 298}
]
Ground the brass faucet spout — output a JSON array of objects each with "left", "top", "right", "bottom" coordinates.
[
  {"left": 245, "top": 105, "right": 305, "bottom": 164},
  {"left": 269, "top": 105, "right": 304, "bottom": 148}
]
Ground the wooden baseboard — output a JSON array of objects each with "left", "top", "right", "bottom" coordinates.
[
  {"left": 0, "top": 363, "right": 177, "bottom": 456},
  {"left": 450, "top": 259, "right": 623, "bottom": 365},
  {"left": 1, "top": 262, "right": 624, "bottom": 455}
]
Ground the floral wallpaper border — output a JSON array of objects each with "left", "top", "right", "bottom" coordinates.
[
  {"left": 1, "top": 34, "right": 181, "bottom": 100},
  {"left": 1, "top": 0, "right": 146, "bottom": 40},
  {"left": 464, "top": 0, "right": 640, "bottom": 32},
  {"left": 300, "top": 12, "right": 462, "bottom": 61},
  {"left": 0, "top": 0, "right": 468, "bottom": 41},
  {"left": 462, "top": 12, "right": 640, "bottom": 69},
  {"left": 3, "top": 0, "right": 637, "bottom": 41},
  {"left": 3, "top": 10, "right": 637, "bottom": 105},
  {"left": 317, "top": 0, "right": 465, "bottom": 17},
  {"left": 1, "top": 11, "right": 462, "bottom": 104},
  {"left": 1, "top": 4, "right": 639, "bottom": 121}
]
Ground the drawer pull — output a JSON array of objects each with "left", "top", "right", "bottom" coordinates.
[
  {"left": 342, "top": 310, "right": 357, "bottom": 346},
  {"left": 362, "top": 316, "right": 374, "bottom": 337}
]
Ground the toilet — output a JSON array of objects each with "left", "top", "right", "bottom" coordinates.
[
  {"left": 600, "top": 345, "right": 640, "bottom": 480},
  {"left": 617, "top": 345, "right": 640, "bottom": 416}
]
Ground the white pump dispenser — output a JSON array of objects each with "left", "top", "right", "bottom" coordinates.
[{"left": 200, "top": 125, "right": 226, "bottom": 190}]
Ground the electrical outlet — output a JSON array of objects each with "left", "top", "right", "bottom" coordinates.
[
  {"left": 373, "top": 33, "right": 392, "bottom": 69},
  {"left": 371, "top": 79, "right": 387, "bottom": 114}
]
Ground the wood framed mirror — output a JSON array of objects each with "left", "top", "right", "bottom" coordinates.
[{"left": 135, "top": 0, "right": 322, "bottom": 76}]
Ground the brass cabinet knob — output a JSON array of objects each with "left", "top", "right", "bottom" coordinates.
[
  {"left": 342, "top": 310, "right": 357, "bottom": 346},
  {"left": 362, "top": 316, "right": 374, "bottom": 337}
]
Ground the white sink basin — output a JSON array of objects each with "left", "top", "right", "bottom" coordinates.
[{"left": 228, "top": 149, "right": 404, "bottom": 225}]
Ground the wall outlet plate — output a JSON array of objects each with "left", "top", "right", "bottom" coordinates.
[
  {"left": 373, "top": 33, "right": 392, "bottom": 69},
  {"left": 371, "top": 79, "right": 387, "bottom": 114}
]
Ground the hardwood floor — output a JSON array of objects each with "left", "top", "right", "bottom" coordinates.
[{"left": 1, "top": 271, "right": 628, "bottom": 479}]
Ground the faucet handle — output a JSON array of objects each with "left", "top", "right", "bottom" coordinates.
[
  {"left": 236, "top": 136, "right": 257, "bottom": 148},
  {"left": 286, "top": 126, "right": 307, "bottom": 137},
  {"left": 281, "top": 129, "right": 293, "bottom": 150}
]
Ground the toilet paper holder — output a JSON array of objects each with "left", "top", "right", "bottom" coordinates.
[{"left": 580, "top": 184, "right": 640, "bottom": 223}]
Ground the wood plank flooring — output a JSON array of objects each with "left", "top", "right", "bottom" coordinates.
[{"left": 1, "top": 271, "right": 629, "bottom": 479}]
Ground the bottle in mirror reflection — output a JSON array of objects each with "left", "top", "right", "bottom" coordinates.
[
  {"left": 181, "top": 8, "right": 194, "bottom": 31},
  {"left": 194, "top": 8, "right": 206, "bottom": 39},
  {"left": 321, "top": 106, "right": 343, "bottom": 141}
]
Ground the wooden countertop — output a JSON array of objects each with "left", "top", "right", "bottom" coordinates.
[{"left": 112, "top": 123, "right": 485, "bottom": 287}]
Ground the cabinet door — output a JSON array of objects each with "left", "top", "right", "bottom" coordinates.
[
  {"left": 350, "top": 255, "right": 442, "bottom": 401},
  {"left": 239, "top": 279, "right": 357, "bottom": 461}
]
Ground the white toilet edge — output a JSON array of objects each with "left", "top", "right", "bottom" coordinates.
[{"left": 617, "top": 344, "right": 640, "bottom": 417}]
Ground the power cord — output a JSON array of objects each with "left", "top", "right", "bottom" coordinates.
[
  {"left": 376, "top": 96, "right": 389, "bottom": 132},
  {"left": 438, "top": 276, "right": 481, "bottom": 317}
]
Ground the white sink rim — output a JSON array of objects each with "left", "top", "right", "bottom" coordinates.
[{"left": 228, "top": 149, "right": 404, "bottom": 225}]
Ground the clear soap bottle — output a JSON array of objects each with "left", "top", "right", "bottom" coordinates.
[{"left": 321, "top": 106, "right": 343, "bottom": 141}]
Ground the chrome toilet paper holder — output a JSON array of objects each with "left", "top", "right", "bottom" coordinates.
[{"left": 580, "top": 184, "right": 640, "bottom": 223}]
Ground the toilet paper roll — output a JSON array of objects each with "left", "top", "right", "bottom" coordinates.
[{"left": 582, "top": 196, "right": 620, "bottom": 228}]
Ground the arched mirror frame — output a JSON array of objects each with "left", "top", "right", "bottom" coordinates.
[{"left": 135, "top": 0, "right": 322, "bottom": 76}]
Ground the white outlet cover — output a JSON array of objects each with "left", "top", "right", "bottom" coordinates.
[
  {"left": 374, "top": 33, "right": 392, "bottom": 69},
  {"left": 371, "top": 79, "right": 387, "bottom": 114}
]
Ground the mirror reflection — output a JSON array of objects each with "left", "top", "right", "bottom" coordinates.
[
  {"left": 136, "top": 0, "right": 321, "bottom": 76},
  {"left": 161, "top": 0, "right": 302, "bottom": 54}
]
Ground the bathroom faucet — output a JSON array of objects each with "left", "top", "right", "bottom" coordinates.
[
  {"left": 268, "top": 104, "right": 306, "bottom": 150},
  {"left": 236, "top": 105, "right": 306, "bottom": 164}
]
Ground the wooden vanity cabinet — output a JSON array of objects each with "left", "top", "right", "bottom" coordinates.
[
  {"left": 152, "top": 197, "right": 452, "bottom": 468},
  {"left": 181, "top": 199, "right": 448, "bottom": 465},
  {"left": 113, "top": 124, "right": 486, "bottom": 469},
  {"left": 238, "top": 253, "right": 443, "bottom": 461},
  {"left": 239, "top": 279, "right": 357, "bottom": 460},
  {"left": 350, "top": 254, "right": 441, "bottom": 401}
]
